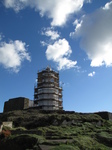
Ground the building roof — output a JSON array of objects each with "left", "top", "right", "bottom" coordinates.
[{"left": 38, "top": 67, "right": 59, "bottom": 74}]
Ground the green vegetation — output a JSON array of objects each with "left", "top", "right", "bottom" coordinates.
[
  {"left": 51, "top": 144, "right": 76, "bottom": 150},
  {"left": 0, "top": 109, "right": 112, "bottom": 149}
]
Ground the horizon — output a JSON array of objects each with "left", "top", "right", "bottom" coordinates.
[{"left": 0, "top": 0, "right": 112, "bottom": 113}]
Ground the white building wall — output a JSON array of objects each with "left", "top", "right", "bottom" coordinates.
[
  {"left": 38, "top": 88, "right": 58, "bottom": 94},
  {"left": 38, "top": 94, "right": 58, "bottom": 100},
  {"left": 29, "top": 100, "right": 34, "bottom": 107},
  {"left": 38, "top": 100, "right": 58, "bottom": 106},
  {"left": 43, "top": 106, "right": 59, "bottom": 110}
]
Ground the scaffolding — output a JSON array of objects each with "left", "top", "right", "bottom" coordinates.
[{"left": 34, "top": 67, "right": 63, "bottom": 110}]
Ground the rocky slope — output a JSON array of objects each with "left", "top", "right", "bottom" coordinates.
[{"left": 0, "top": 109, "right": 112, "bottom": 150}]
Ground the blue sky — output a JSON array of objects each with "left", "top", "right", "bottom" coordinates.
[{"left": 0, "top": 0, "right": 112, "bottom": 113}]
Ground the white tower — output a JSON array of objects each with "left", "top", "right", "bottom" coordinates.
[{"left": 34, "top": 67, "right": 63, "bottom": 110}]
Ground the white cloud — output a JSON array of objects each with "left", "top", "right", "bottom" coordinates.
[
  {"left": 4, "top": 0, "right": 26, "bottom": 12},
  {"left": 44, "top": 30, "right": 59, "bottom": 40},
  {"left": 3, "top": 0, "right": 86, "bottom": 26},
  {"left": 70, "top": 1, "right": 112, "bottom": 67},
  {"left": 40, "top": 41, "right": 48, "bottom": 47},
  {"left": 88, "top": 71, "right": 95, "bottom": 77},
  {"left": 0, "top": 40, "right": 31, "bottom": 72},
  {"left": 41, "top": 28, "right": 60, "bottom": 40},
  {"left": 46, "top": 38, "right": 77, "bottom": 70},
  {"left": 103, "top": 1, "right": 112, "bottom": 10}
]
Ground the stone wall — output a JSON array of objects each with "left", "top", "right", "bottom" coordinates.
[
  {"left": 95, "top": 111, "right": 112, "bottom": 120},
  {"left": 4, "top": 97, "right": 30, "bottom": 112},
  {"left": 0, "top": 122, "right": 13, "bottom": 132},
  {"left": 2, "top": 122, "right": 13, "bottom": 128},
  {"left": 0, "top": 125, "right": 3, "bottom": 132}
]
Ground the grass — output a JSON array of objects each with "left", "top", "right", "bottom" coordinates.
[
  {"left": 50, "top": 144, "right": 77, "bottom": 150},
  {"left": 11, "top": 126, "right": 27, "bottom": 131},
  {"left": 0, "top": 109, "right": 112, "bottom": 149}
]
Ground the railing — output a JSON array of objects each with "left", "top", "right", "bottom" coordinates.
[
  {"left": 37, "top": 97, "right": 62, "bottom": 101},
  {"left": 38, "top": 67, "right": 59, "bottom": 74},
  {"left": 38, "top": 81, "right": 59, "bottom": 86},
  {"left": 41, "top": 73, "right": 58, "bottom": 78},
  {"left": 59, "top": 92, "right": 62, "bottom": 96},
  {"left": 59, "top": 98, "right": 62, "bottom": 101},
  {"left": 37, "top": 83, "right": 59, "bottom": 89},
  {"left": 38, "top": 100, "right": 59, "bottom": 106},
  {"left": 37, "top": 89, "right": 59, "bottom": 94},
  {"left": 38, "top": 96, "right": 59, "bottom": 100}
]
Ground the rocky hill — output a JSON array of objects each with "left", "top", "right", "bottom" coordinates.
[{"left": 0, "top": 109, "right": 112, "bottom": 150}]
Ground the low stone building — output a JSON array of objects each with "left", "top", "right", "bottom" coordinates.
[
  {"left": 0, "top": 122, "right": 13, "bottom": 132},
  {"left": 4, "top": 97, "right": 32, "bottom": 112},
  {"left": 2, "top": 122, "right": 13, "bottom": 129},
  {"left": 3, "top": 67, "right": 63, "bottom": 112}
]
